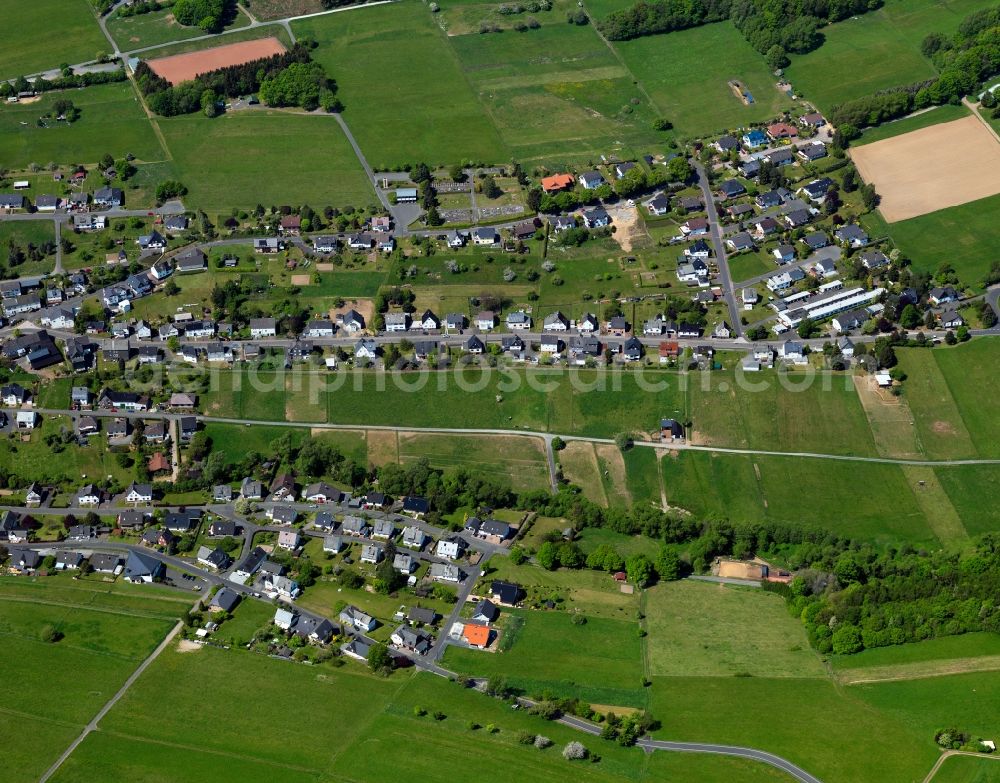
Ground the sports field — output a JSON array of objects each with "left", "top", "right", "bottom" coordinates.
[
  {"left": 0, "top": 82, "right": 166, "bottom": 169},
  {"left": 852, "top": 116, "right": 1000, "bottom": 222},
  {"left": 156, "top": 111, "right": 376, "bottom": 210},
  {"left": 146, "top": 37, "right": 287, "bottom": 84},
  {"left": 0, "top": 0, "right": 107, "bottom": 79}
]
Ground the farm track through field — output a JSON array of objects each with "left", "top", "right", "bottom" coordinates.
[{"left": 837, "top": 654, "right": 1000, "bottom": 686}]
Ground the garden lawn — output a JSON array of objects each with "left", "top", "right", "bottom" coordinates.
[
  {"left": 650, "top": 675, "right": 936, "bottom": 783},
  {"left": 443, "top": 610, "right": 646, "bottom": 706},
  {"left": 0, "top": 0, "right": 107, "bottom": 79},
  {"left": 99, "top": 644, "right": 404, "bottom": 770},
  {"left": 157, "top": 111, "right": 376, "bottom": 212},
  {"left": 0, "top": 82, "right": 165, "bottom": 169},
  {"left": 609, "top": 21, "right": 794, "bottom": 138},
  {"left": 884, "top": 192, "right": 1000, "bottom": 287},
  {"left": 644, "top": 581, "right": 825, "bottom": 678},
  {"left": 622, "top": 446, "right": 660, "bottom": 508},
  {"left": 294, "top": 2, "right": 507, "bottom": 167}
]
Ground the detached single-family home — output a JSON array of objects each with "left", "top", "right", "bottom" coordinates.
[
  {"left": 339, "top": 605, "right": 377, "bottom": 632},
  {"left": 436, "top": 537, "right": 465, "bottom": 560},
  {"left": 579, "top": 170, "right": 605, "bottom": 190},
  {"left": 430, "top": 563, "right": 461, "bottom": 583}
]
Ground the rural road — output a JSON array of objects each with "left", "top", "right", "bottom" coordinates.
[{"left": 37, "top": 616, "right": 187, "bottom": 783}]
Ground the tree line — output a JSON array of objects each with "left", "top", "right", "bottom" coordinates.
[
  {"left": 831, "top": 5, "right": 1000, "bottom": 137},
  {"left": 134, "top": 42, "right": 339, "bottom": 116},
  {"left": 596, "top": 0, "right": 880, "bottom": 66}
]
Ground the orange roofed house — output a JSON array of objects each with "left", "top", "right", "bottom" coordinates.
[
  {"left": 462, "top": 622, "right": 490, "bottom": 649},
  {"left": 766, "top": 122, "right": 798, "bottom": 140},
  {"left": 541, "top": 173, "right": 575, "bottom": 193}
]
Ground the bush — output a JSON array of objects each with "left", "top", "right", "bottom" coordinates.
[
  {"left": 518, "top": 731, "right": 536, "bottom": 745},
  {"left": 562, "top": 741, "right": 589, "bottom": 760},
  {"left": 534, "top": 735, "right": 552, "bottom": 749},
  {"left": 39, "top": 624, "right": 63, "bottom": 643}
]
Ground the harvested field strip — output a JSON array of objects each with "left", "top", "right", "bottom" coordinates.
[
  {"left": 595, "top": 443, "right": 631, "bottom": 506},
  {"left": 365, "top": 429, "right": 398, "bottom": 465},
  {"left": 851, "top": 115, "right": 1000, "bottom": 222},
  {"left": 558, "top": 442, "right": 608, "bottom": 506},
  {"left": 476, "top": 65, "right": 629, "bottom": 90},
  {"left": 837, "top": 655, "right": 1000, "bottom": 685},
  {"left": 900, "top": 466, "right": 968, "bottom": 546},
  {"left": 852, "top": 375, "right": 921, "bottom": 459},
  {"left": 146, "top": 37, "right": 287, "bottom": 84}
]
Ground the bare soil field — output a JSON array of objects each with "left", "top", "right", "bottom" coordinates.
[
  {"left": 146, "top": 37, "right": 287, "bottom": 85},
  {"left": 851, "top": 115, "right": 1000, "bottom": 222}
]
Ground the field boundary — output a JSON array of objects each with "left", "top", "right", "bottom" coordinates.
[{"left": 837, "top": 654, "right": 1000, "bottom": 685}]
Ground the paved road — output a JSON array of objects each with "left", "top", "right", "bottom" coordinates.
[
  {"left": 428, "top": 554, "right": 488, "bottom": 662},
  {"left": 331, "top": 112, "right": 391, "bottom": 213},
  {"left": 695, "top": 161, "right": 742, "bottom": 339},
  {"left": 37, "top": 616, "right": 186, "bottom": 782}
]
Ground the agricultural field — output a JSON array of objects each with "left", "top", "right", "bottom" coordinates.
[
  {"left": 295, "top": 3, "right": 508, "bottom": 167},
  {"left": 925, "top": 340, "right": 1000, "bottom": 457},
  {"left": 644, "top": 581, "right": 825, "bottom": 678},
  {"left": 397, "top": 432, "right": 551, "bottom": 492},
  {"left": 244, "top": 0, "right": 325, "bottom": 20},
  {"left": 649, "top": 676, "right": 937, "bottom": 783},
  {"left": 0, "top": 0, "right": 107, "bottom": 79},
  {"left": 447, "top": 18, "right": 662, "bottom": 165},
  {"left": 0, "top": 82, "right": 166, "bottom": 169},
  {"left": 830, "top": 633, "right": 1000, "bottom": 685},
  {"left": 688, "top": 369, "right": 876, "bottom": 456},
  {"left": 608, "top": 22, "right": 795, "bottom": 138},
  {"left": 0, "top": 575, "right": 185, "bottom": 780},
  {"left": 851, "top": 116, "right": 1000, "bottom": 222},
  {"left": 106, "top": 5, "right": 253, "bottom": 52},
  {"left": 930, "top": 756, "right": 1000, "bottom": 783},
  {"left": 156, "top": 111, "right": 376, "bottom": 212},
  {"left": 783, "top": 0, "right": 988, "bottom": 112},
  {"left": 853, "top": 103, "right": 970, "bottom": 146},
  {"left": 443, "top": 610, "right": 646, "bottom": 706},
  {"left": 882, "top": 191, "right": 1000, "bottom": 286}
]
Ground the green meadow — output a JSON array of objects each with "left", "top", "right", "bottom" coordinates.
[
  {"left": 0, "top": 82, "right": 165, "bottom": 169},
  {"left": 0, "top": 0, "right": 107, "bottom": 79}
]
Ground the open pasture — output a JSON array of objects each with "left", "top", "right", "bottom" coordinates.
[
  {"left": 294, "top": 2, "right": 507, "bottom": 166},
  {"left": 644, "top": 580, "right": 824, "bottom": 678},
  {"left": 0, "top": 82, "right": 165, "bottom": 169},
  {"left": 107, "top": 5, "right": 252, "bottom": 52},
  {"left": 0, "top": 0, "right": 107, "bottom": 79},
  {"left": 851, "top": 116, "right": 1000, "bottom": 222},
  {"left": 609, "top": 22, "right": 794, "bottom": 138},
  {"left": 157, "top": 111, "right": 376, "bottom": 210}
]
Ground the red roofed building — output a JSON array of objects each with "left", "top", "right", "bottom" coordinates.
[
  {"left": 462, "top": 623, "right": 490, "bottom": 649},
  {"left": 540, "top": 173, "right": 575, "bottom": 193},
  {"left": 280, "top": 215, "right": 301, "bottom": 236},
  {"left": 767, "top": 122, "right": 799, "bottom": 140},
  {"left": 659, "top": 341, "right": 681, "bottom": 363},
  {"left": 147, "top": 452, "right": 170, "bottom": 474}
]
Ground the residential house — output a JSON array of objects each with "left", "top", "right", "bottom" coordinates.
[
  {"left": 491, "top": 580, "right": 521, "bottom": 606},
  {"left": 472, "top": 227, "right": 499, "bottom": 246},
  {"left": 278, "top": 529, "right": 301, "bottom": 551},
  {"left": 341, "top": 516, "right": 370, "bottom": 537},
  {"left": 430, "top": 563, "right": 461, "bottom": 583},
  {"left": 582, "top": 207, "right": 610, "bottom": 228},
  {"left": 436, "top": 537, "right": 465, "bottom": 560},
  {"left": 401, "top": 526, "right": 427, "bottom": 549},
  {"left": 506, "top": 310, "right": 531, "bottom": 331},
  {"left": 338, "top": 309, "right": 365, "bottom": 333},
  {"left": 727, "top": 231, "right": 755, "bottom": 252},
  {"left": 661, "top": 418, "right": 685, "bottom": 441},
  {"left": 579, "top": 170, "right": 605, "bottom": 189},
  {"left": 267, "top": 506, "right": 298, "bottom": 525},
  {"left": 124, "top": 550, "right": 164, "bottom": 583},
  {"left": 339, "top": 605, "right": 377, "bottom": 633}
]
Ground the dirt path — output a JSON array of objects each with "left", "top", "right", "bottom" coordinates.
[
  {"left": 922, "top": 750, "right": 1000, "bottom": 783},
  {"left": 837, "top": 654, "right": 1000, "bottom": 686}
]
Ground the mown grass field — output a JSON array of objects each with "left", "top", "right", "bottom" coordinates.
[
  {"left": 608, "top": 21, "right": 794, "bottom": 138},
  {"left": 106, "top": 5, "right": 252, "bottom": 52},
  {"left": 0, "top": 0, "right": 107, "bottom": 79},
  {"left": 688, "top": 370, "right": 877, "bottom": 456},
  {"left": 644, "top": 581, "right": 825, "bottom": 678},
  {"left": 650, "top": 676, "right": 937, "bottom": 783},
  {"left": 448, "top": 19, "right": 662, "bottom": 165},
  {"left": 930, "top": 755, "right": 1000, "bottom": 783},
  {"left": 157, "top": 111, "right": 376, "bottom": 211},
  {"left": 443, "top": 609, "right": 646, "bottom": 706},
  {"left": 398, "top": 432, "right": 551, "bottom": 492},
  {"left": 295, "top": 2, "right": 508, "bottom": 167},
  {"left": 0, "top": 82, "right": 166, "bottom": 169},
  {"left": 783, "top": 0, "right": 987, "bottom": 112},
  {"left": 929, "top": 340, "right": 1000, "bottom": 456},
  {"left": 883, "top": 191, "right": 1000, "bottom": 286}
]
